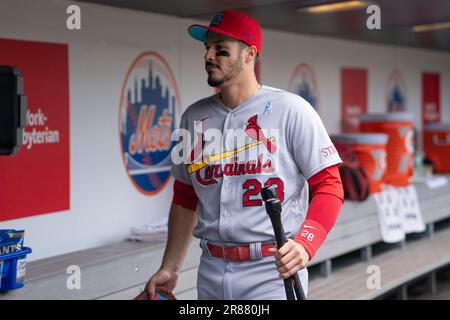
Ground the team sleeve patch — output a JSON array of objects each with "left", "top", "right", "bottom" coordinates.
[{"left": 320, "top": 144, "right": 338, "bottom": 160}]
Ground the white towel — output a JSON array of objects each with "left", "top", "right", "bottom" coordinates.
[
  {"left": 373, "top": 184, "right": 426, "bottom": 243},
  {"left": 373, "top": 189, "right": 405, "bottom": 243},
  {"left": 128, "top": 217, "right": 168, "bottom": 242},
  {"left": 412, "top": 175, "right": 448, "bottom": 189}
]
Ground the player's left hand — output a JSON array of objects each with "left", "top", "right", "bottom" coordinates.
[{"left": 268, "top": 239, "right": 310, "bottom": 279}]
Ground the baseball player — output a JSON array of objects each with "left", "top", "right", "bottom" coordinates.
[{"left": 142, "top": 10, "right": 344, "bottom": 300}]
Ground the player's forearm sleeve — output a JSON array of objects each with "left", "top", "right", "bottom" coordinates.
[
  {"left": 294, "top": 165, "right": 344, "bottom": 259},
  {"left": 172, "top": 179, "right": 198, "bottom": 211}
]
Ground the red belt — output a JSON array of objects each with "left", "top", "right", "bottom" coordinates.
[{"left": 206, "top": 243, "right": 276, "bottom": 261}]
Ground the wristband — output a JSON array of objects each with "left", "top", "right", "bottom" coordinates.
[{"left": 294, "top": 219, "right": 327, "bottom": 259}]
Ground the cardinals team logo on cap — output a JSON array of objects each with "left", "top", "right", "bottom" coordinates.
[
  {"left": 210, "top": 12, "right": 223, "bottom": 26},
  {"left": 119, "top": 52, "right": 181, "bottom": 195}
]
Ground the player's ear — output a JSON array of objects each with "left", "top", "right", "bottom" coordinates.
[{"left": 245, "top": 46, "right": 258, "bottom": 65}]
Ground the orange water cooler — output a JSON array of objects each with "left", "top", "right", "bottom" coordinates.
[
  {"left": 423, "top": 123, "right": 450, "bottom": 173},
  {"left": 332, "top": 133, "right": 388, "bottom": 193},
  {"left": 360, "top": 112, "right": 414, "bottom": 187}
]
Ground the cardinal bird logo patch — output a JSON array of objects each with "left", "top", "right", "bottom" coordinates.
[
  {"left": 244, "top": 115, "right": 277, "bottom": 154},
  {"left": 187, "top": 114, "right": 279, "bottom": 180}
]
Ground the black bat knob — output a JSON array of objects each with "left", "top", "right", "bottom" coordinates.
[
  {"left": 261, "top": 185, "right": 278, "bottom": 201},
  {"left": 261, "top": 186, "right": 282, "bottom": 215}
]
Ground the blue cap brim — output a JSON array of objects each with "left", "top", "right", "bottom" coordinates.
[{"left": 188, "top": 25, "right": 209, "bottom": 43}]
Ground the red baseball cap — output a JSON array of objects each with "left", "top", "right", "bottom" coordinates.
[{"left": 188, "top": 11, "right": 262, "bottom": 55}]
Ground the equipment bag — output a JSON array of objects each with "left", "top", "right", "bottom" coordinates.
[{"left": 336, "top": 144, "right": 370, "bottom": 201}]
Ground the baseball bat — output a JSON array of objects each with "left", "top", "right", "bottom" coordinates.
[{"left": 261, "top": 186, "right": 306, "bottom": 300}]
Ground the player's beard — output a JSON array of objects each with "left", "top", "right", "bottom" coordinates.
[{"left": 207, "top": 57, "right": 243, "bottom": 87}]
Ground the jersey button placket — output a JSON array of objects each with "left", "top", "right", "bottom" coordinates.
[{"left": 219, "top": 113, "right": 233, "bottom": 239}]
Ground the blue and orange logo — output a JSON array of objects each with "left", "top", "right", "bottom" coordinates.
[
  {"left": 119, "top": 52, "right": 180, "bottom": 195},
  {"left": 288, "top": 63, "right": 319, "bottom": 110}
]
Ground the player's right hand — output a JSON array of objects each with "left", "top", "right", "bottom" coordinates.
[{"left": 138, "top": 267, "right": 179, "bottom": 300}]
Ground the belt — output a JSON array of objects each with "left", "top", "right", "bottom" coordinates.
[{"left": 206, "top": 243, "right": 276, "bottom": 261}]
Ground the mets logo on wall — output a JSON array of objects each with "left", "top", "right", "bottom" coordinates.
[
  {"left": 386, "top": 69, "right": 407, "bottom": 112},
  {"left": 288, "top": 63, "right": 319, "bottom": 110},
  {"left": 119, "top": 52, "right": 180, "bottom": 195}
]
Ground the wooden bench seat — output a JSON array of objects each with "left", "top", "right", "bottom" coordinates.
[{"left": 309, "top": 227, "right": 450, "bottom": 299}]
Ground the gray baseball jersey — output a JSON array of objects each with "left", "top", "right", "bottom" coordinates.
[{"left": 172, "top": 85, "right": 342, "bottom": 243}]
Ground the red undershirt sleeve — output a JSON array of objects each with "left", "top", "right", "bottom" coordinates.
[
  {"left": 294, "top": 165, "right": 344, "bottom": 259},
  {"left": 172, "top": 179, "right": 198, "bottom": 212}
]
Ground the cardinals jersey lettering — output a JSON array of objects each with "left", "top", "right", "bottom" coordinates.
[{"left": 172, "top": 86, "right": 342, "bottom": 243}]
